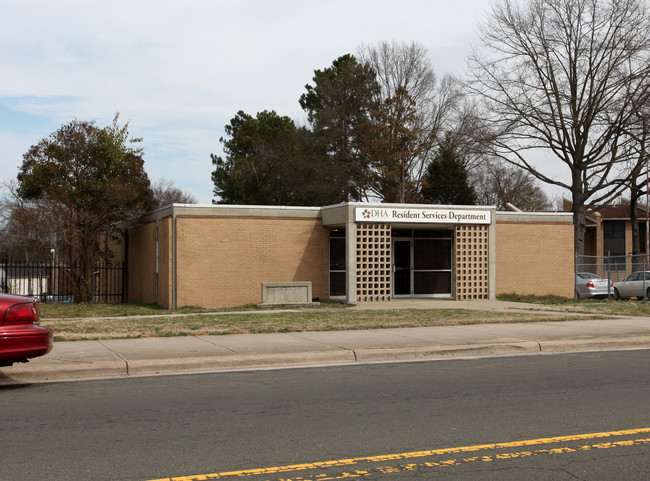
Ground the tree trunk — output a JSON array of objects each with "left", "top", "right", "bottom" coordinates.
[
  {"left": 630, "top": 185, "right": 645, "bottom": 272},
  {"left": 571, "top": 190, "right": 586, "bottom": 259}
]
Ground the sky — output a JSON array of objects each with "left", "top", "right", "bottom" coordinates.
[{"left": 0, "top": 0, "right": 567, "bottom": 205}]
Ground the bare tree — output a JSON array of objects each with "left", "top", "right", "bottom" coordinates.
[
  {"left": 0, "top": 180, "right": 54, "bottom": 262},
  {"left": 362, "top": 87, "right": 425, "bottom": 202},
  {"left": 358, "top": 41, "right": 463, "bottom": 199},
  {"left": 151, "top": 178, "right": 197, "bottom": 209},
  {"left": 466, "top": 0, "right": 650, "bottom": 256},
  {"left": 472, "top": 161, "right": 551, "bottom": 211},
  {"left": 622, "top": 99, "right": 650, "bottom": 256}
]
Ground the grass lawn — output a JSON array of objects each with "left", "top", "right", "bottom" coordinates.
[{"left": 36, "top": 295, "right": 635, "bottom": 342}]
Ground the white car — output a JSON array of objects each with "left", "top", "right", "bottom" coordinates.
[
  {"left": 612, "top": 271, "right": 650, "bottom": 300},
  {"left": 575, "top": 272, "right": 612, "bottom": 299}
]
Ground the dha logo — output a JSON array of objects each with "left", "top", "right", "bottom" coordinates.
[{"left": 361, "top": 208, "right": 389, "bottom": 220}]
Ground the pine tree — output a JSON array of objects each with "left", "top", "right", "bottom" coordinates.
[{"left": 421, "top": 138, "right": 475, "bottom": 205}]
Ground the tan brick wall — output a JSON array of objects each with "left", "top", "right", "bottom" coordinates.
[
  {"left": 127, "top": 221, "right": 157, "bottom": 304},
  {"left": 496, "top": 221, "right": 574, "bottom": 297},
  {"left": 157, "top": 217, "right": 173, "bottom": 309},
  {"left": 175, "top": 216, "right": 329, "bottom": 308}
]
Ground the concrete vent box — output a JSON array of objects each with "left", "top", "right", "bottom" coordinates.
[{"left": 260, "top": 282, "right": 316, "bottom": 306}]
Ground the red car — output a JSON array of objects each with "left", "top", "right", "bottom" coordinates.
[{"left": 0, "top": 294, "right": 53, "bottom": 366}]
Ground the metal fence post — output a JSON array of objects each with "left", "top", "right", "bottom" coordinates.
[{"left": 643, "top": 256, "right": 648, "bottom": 302}]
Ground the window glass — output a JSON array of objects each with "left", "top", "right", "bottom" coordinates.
[
  {"left": 641, "top": 222, "right": 647, "bottom": 254},
  {"left": 329, "top": 272, "right": 346, "bottom": 297},
  {"left": 414, "top": 239, "right": 451, "bottom": 270},
  {"left": 413, "top": 229, "right": 452, "bottom": 239},
  {"left": 603, "top": 220, "right": 626, "bottom": 270},
  {"left": 329, "top": 228, "right": 346, "bottom": 297},
  {"left": 578, "top": 272, "right": 598, "bottom": 279},
  {"left": 329, "top": 238, "right": 346, "bottom": 270},
  {"left": 392, "top": 228, "right": 412, "bottom": 238},
  {"left": 414, "top": 272, "right": 451, "bottom": 294}
]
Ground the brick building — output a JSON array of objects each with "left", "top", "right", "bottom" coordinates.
[
  {"left": 564, "top": 198, "right": 650, "bottom": 278},
  {"left": 118, "top": 202, "right": 574, "bottom": 309}
]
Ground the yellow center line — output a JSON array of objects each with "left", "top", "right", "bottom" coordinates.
[{"left": 147, "top": 427, "right": 650, "bottom": 481}]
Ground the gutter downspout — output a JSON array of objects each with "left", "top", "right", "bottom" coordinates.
[{"left": 488, "top": 208, "right": 497, "bottom": 300}]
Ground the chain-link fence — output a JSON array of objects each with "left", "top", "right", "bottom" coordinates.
[{"left": 576, "top": 254, "right": 650, "bottom": 299}]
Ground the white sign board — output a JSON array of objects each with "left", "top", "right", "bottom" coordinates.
[{"left": 354, "top": 206, "right": 492, "bottom": 225}]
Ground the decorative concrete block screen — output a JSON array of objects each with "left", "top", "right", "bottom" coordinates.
[
  {"left": 260, "top": 281, "right": 312, "bottom": 305},
  {"left": 356, "top": 223, "right": 391, "bottom": 302},
  {"left": 455, "top": 225, "right": 489, "bottom": 300}
]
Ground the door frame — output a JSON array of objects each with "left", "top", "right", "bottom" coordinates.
[
  {"left": 392, "top": 238, "right": 412, "bottom": 297},
  {"left": 391, "top": 231, "right": 453, "bottom": 298}
]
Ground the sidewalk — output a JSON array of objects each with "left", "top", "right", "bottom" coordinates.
[{"left": 3, "top": 301, "right": 650, "bottom": 384}]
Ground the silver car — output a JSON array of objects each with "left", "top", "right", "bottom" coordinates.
[
  {"left": 575, "top": 272, "right": 612, "bottom": 299},
  {"left": 612, "top": 271, "right": 650, "bottom": 300}
]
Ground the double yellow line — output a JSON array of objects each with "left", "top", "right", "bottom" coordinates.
[{"left": 149, "top": 427, "right": 650, "bottom": 481}]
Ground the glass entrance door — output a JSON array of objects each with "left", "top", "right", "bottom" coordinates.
[
  {"left": 413, "top": 237, "right": 452, "bottom": 296},
  {"left": 393, "top": 240, "right": 411, "bottom": 296},
  {"left": 392, "top": 230, "right": 453, "bottom": 298}
]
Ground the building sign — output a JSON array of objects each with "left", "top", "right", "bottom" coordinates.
[{"left": 354, "top": 206, "right": 492, "bottom": 225}]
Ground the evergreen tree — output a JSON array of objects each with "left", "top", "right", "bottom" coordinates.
[
  {"left": 421, "top": 138, "right": 475, "bottom": 205},
  {"left": 211, "top": 110, "right": 340, "bottom": 205},
  {"left": 300, "top": 54, "right": 380, "bottom": 202}
]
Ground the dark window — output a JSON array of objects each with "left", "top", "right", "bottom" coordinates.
[
  {"left": 413, "top": 229, "right": 452, "bottom": 239},
  {"left": 640, "top": 222, "right": 647, "bottom": 254},
  {"left": 329, "top": 237, "right": 346, "bottom": 270},
  {"left": 392, "top": 228, "right": 412, "bottom": 238},
  {"left": 414, "top": 272, "right": 451, "bottom": 295},
  {"left": 414, "top": 239, "right": 452, "bottom": 270},
  {"left": 329, "top": 272, "right": 346, "bottom": 297},
  {"left": 603, "top": 220, "right": 626, "bottom": 270},
  {"left": 329, "top": 228, "right": 346, "bottom": 297}
]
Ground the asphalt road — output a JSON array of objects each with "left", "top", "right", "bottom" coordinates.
[{"left": 2, "top": 350, "right": 650, "bottom": 481}]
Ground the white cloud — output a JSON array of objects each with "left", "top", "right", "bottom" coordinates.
[{"left": 2, "top": 0, "right": 547, "bottom": 205}]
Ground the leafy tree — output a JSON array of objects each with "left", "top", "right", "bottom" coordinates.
[
  {"left": 17, "top": 115, "right": 154, "bottom": 302},
  {"left": 421, "top": 137, "right": 476, "bottom": 205},
  {"left": 472, "top": 161, "right": 551, "bottom": 211},
  {"left": 300, "top": 54, "right": 380, "bottom": 202},
  {"left": 151, "top": 178, "right": 197, "bottom": 208},
  {"left": 211, "top": 110, "right": 339, "bottom": 205},
  {"left": 466, "top": 0, "right": 650, "bottom": 256}
]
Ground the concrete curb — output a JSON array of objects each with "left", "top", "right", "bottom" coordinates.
[
  {"left": 3, "top": 335, "right": 649, "bottom": 384},
  {"left": 537, "top": 335, "right": 650, "bottom": 354}
]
